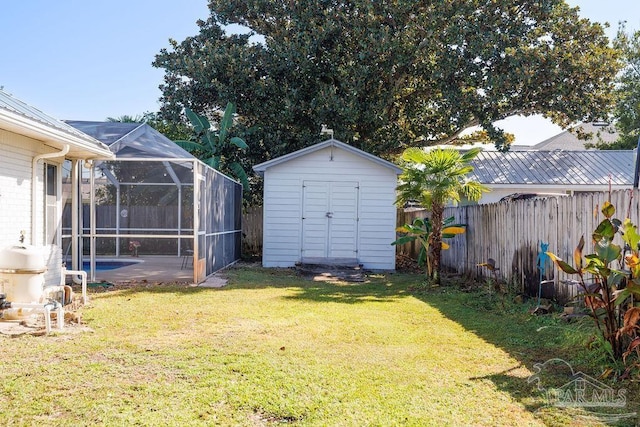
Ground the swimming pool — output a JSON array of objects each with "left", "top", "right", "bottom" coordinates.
[{"left": 79, "top": 260, "right": 142, "bottom": 272}]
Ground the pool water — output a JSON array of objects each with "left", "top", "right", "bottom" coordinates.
[{"left": 81, "top": 261, "right": 138, "bottom": 272}]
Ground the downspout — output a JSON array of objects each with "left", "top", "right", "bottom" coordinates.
[{"left": 31, "top": 145, "right": 70, "bottom": 246}]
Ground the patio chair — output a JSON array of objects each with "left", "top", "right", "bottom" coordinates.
[{"left": 181, "top": 249, "right": 194, "bottom": 269}]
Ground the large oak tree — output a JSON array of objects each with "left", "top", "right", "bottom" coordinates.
[
  {"left": 154, "top": 0, "right": 620, "bottom": 160},
  {"left": 607, "top": 26, "right": 640, "bottom": 149}
]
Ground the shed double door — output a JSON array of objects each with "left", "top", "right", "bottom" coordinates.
[{"left": 301, "top": 181, "right": 359, "bottom": 260}]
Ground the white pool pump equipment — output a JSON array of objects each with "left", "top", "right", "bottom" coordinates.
[
  {"left": 0, "top": 239, "right": 65, "bottom": 332},
  {"left": 0, "top": 243, "right": 47, "bottom": 305}
]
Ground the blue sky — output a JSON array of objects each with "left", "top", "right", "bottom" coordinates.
[
  {"left": 1, "top": 0, "right": 209, "bottom": 121},
  {"left": 1, "top": 0, "right": 638, "bottom": 145}
]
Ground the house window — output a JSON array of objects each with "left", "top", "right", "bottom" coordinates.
[{"left": 45, "top": 162, "right": 59, "bottom": 245}]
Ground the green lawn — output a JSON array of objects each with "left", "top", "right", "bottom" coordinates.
[{"left": 0, "top": 266, "right": 637, "bottom": 426}]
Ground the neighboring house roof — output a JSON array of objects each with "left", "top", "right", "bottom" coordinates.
[
  {"left": 469, "top": 150, "right": 635, "bottom": 186},
  {"left": 531, "top": 122, "right": 619, "bottom": 150},
  {"left": 253, "top": 138, "right": 403, "bottom": 176},
  {"left": 66, "top": 121, "right": 195, "bottom": 159},
  {"left": 0, "top": 89, "right": 113, "bottom": 159}
]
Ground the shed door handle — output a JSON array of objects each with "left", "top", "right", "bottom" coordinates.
[{"left": 326, "top": 212, "right": 333, "bottom": 218}]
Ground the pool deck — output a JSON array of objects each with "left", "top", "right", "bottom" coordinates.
[{"left": 83, "top": 255, "right": 194, "bottom": 284}]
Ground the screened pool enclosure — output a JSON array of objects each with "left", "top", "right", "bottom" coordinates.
[{"left": 62, "top": 121, "right": 242, "bottom": 283}]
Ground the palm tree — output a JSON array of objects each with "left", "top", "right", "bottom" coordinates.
[
  {"left": 396, "top": 147, "right": 488, "bottom": 285},
  {"left": 106, "top": 114, "right": 145, "bottom": 123}
]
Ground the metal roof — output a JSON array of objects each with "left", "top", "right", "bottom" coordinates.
[
  {"left": 66, "top": 121, "right": 195, "bottom": 159},
  {"left": 0, "top": 89, "right": 112, "bottom": 156},
  {"left": 253, "top": 138, "right": 402, "bottom": 176},
  {"left": 532, "top": 123, "right": 619, "bottom": 150},
  {"left": 469, "top": 150, "right": 635, "bottom": 186}
]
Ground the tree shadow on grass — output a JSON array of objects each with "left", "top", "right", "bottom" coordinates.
[
  {"left": 280, "top": 279, "right": 411, "bottom": 304},
  {"left": 412, "top": 286, "right": 640, "bottom": 426},
  {"left": 227, "top": 267, "right": 414, "bottom": 305},
  {"left": 87, "top": 268, "right": 414, "bottom": 305},
  {"left": 82, "top": 268, "right": 639, "bottom": 423}
]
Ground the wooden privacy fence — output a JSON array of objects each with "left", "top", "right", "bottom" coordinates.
[
  {"left": 63, "top": 205, "right": 194, "bottom": 255},
  {"left": 242, "top": 190, "right": 640, "bottom": 304},
  {"left": 242, "top": 205, "right": 263, "bottom": 256},
  {"left": 439, "top": 190, "right": 640, "bottom": 303}
]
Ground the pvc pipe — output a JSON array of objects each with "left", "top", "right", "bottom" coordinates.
[
  {"left": 8, "top": 301, "right": 64, "bottom": 334},
  {"left": 63, "top": 268, "right": 88, "bottom": 304},
  {"left": 31, "top": 145, "right": 70, "bottom": 246}
]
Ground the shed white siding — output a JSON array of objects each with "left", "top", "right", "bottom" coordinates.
[
  {"left": 260, "top": 142, "right": 399, "bottom": 270},
  {"left": 477, "top": 186, "right": 574, "bottom": 204}
]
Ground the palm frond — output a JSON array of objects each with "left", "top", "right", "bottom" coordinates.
[
  {"left": 229, "top": 161, "right": 250, "bottom": 192},
  {"left": 185, "top": 108, "right": 209, "bottom": 133},
  {"left": 174, "top": 140, "right": 203, "bottom": 152},
  {"left": 230, "top": 136, "right": 248, "bottom": 150},
  {"left": 218, "top": 102, "right": 235, "bottom": 144}
]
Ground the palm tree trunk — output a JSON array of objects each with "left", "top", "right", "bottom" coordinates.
[{"left": 430, "top": 203, "right": 444, "bottom": 285}]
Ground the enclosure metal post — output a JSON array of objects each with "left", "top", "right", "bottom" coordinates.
[
  {"left": 71, "top": 159, "right": 80, "bottom": 271},
  {"left": 89, "top": 162, "right": 96, "bottom": 282},
  {"left": 115, "top": 185, "right": 121, "bottom": 257},
  {"left": 193, "top": 162, "right": 199, "bottom": 284},
  {"left": 178, "top": 185, "right": 182, "bottom": 256}
]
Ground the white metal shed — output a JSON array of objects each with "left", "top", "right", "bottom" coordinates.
[{"left": 253, "top": 139, "right": 402, "bottom": 270}]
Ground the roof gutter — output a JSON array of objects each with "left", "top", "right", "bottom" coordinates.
[
  {"left": 0, "top": 110, "right": 113, "bottom": 160},
  {"left": 32, "top": 145, "right": 70, "bottom": 246}
]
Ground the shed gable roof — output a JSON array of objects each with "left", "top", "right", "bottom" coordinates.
[
  {"left": 469, "top": 150, "right": 635, "bottom": 186},
  {"left": 253, "top": 139, "right": 402, "bottom": 176}
]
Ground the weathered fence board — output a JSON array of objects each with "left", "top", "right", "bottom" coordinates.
[
  {"left": 242, "top": 205, "right": 263, "bottom": 256},
  {"left": 241, "top": 190, "right": 639, "bottom": 304},
  {"left": 440, "top": 190, "right": 639, "bottom": 303}
]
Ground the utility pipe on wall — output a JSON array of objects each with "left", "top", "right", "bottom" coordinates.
[{"left": 31, "top": 145, "right": 70, "bottom": 246}]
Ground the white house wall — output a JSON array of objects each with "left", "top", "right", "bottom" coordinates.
[
  {"left": 0, "top": 129, "right": 62, "bottom": 286},
  {"left": 262, "top": 145, "right": 397, "bottom": 270},
  {"left": 478, "top": 187, "right": 564, "bottom": 204},
  {"left": 477, "top": 185, "right": 628, "bottom": 204}
]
